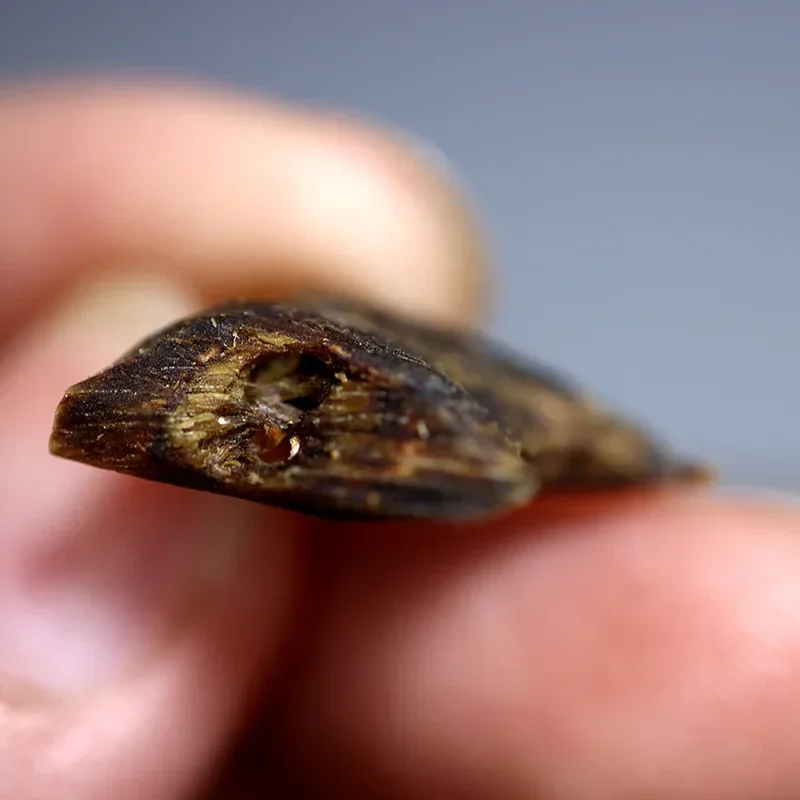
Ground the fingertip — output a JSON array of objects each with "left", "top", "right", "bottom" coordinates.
[
  {"left": 275, "top": 489, "right": 800, "bottom": 797},
  {"left": 0, "top": 78, "right": 488, "bottom": 333}
]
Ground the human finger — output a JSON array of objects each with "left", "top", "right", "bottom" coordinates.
[
  {"left": 0, "top": 79, "right": 486, "bottom": 339},
  {"left": 273, "top": 494, "right": 800, "bottom": 799},
  {"left": 0, "top": 78, "right": 487, "bottom": 799}
]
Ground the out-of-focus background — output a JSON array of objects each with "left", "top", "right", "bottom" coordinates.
[{"left": 2, "top": 2, "right": 798, "bottom": 489}]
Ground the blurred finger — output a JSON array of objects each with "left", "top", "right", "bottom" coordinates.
[
  {"left": 0, "top": 79, "right": 487, "bottom": 339},
  {"left": 0, "top": 78, "right": 490, "bottom": 798},
  {"left": 273, "top": 494, "right": 800, "bottom": 799},
  {"left": 0, "top": 276, "right": 305, "bottom": 796}
]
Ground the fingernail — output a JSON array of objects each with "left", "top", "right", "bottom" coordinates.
[
  {"left": 0, "top": 274, "right": 263, "bottom": 695},
  {"left": 2, "top": 271, "right": 200, "bottom": 538},
  {"left": 382, "top": 122, "right": 461, "bottom": 181},
  {"left": 42, "top": 271, "right": 203, "bottom": 364}
]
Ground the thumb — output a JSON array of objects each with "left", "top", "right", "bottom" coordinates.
[{"left": 1, "top": 277, "right": 305, "bottom": 799}]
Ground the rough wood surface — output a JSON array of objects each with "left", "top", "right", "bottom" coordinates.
[{"left": 50, "top": 295, "right": 711, "bottom": 520}]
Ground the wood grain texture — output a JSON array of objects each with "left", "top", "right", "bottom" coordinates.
[{"left": 50, "top": 296, "right": 711, "bottom": 520}]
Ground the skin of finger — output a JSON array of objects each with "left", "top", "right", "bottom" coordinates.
[
  {"left": 0, "top": 78, "right": 487, "bottom": 336},
  {"left": 271, "top": 494, "right": 800, "bottom": 799},
  {"left": 0, "top": 276, "right": 309, "bottom": 799},
  {"left": 0, "top": 79, "right": 488, "bottom": 799},
  {"left": 1, "top": 514, "right": 302, "bottom": 800}
]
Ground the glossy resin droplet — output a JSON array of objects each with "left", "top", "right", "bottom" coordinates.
[{"left": 49, "top": 295, "right": 712, "bottom": 520}]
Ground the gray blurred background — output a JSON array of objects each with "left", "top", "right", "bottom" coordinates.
[{"left": 2, "top": 2, "right": 798, "bottom": 489}]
